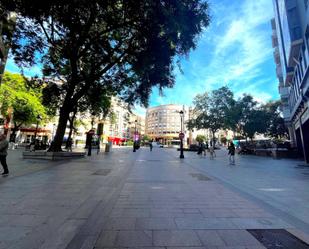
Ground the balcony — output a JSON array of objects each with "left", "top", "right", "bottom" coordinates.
[
  {"left": 272, "top": 34, "right": 278, "bottom": 48},
  {"left": 279, "top": 86, "right": 289, "bottom": 98},
  {"left": 273, "top": 47, "right": 280, "bottom": 64},
  {"left": 276, "top": 65, "right": 283, "bottom": 79},
  {"left": 287, "top": 38, "right": 303, "bottom": 67},
  {"left": 285, "top": 71, "right": 294, "bottom": 85}
]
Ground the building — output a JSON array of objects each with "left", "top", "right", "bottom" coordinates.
[
  {"left": 97, "top": 97, "right": 145, "bottom": 145},
  {"left": 145, "top": 104, "right": 189, "bottom": 145},
  {"left": 271, "top": 0, "right": 309, "bottom": 163}
]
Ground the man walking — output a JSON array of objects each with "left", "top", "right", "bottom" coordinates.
[
  {"left": 0, "top": 134, "right": 9, "bottom": 176},
  {"left": 228, "top": 141, "right": 235, "bottom": 165}
]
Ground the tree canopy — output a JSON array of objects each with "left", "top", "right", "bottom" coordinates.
[
  {"left": 189, "top": 86, "right": 234, "bottom": 143},
  {"left": 2, "top": 0, "right": 211, "bottom": 151},
  {"left": 188, "top": 86, "right": 288, "bottom": 142},
  {"left": 0, "top": 72, "right": 49, "bottom": 141}
]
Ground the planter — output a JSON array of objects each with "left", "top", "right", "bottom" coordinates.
[{"left": 23, "top": 151, "right": 85, "bottom": 160}]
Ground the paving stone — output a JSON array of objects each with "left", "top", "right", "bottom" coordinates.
[
  {"left": 95, "top": 231, "right": 118, "bottom": 247},
  {"left": 175, "top": 218, "right": 237, "bottom": 229},
  {"left": 0, "top": 226, "right": 32, "bottom": 241},
  {"left": 197, "top": 230, "right": 226, "bottom": 246},
  {"left": 116, "top": 231, "right": 153, "bottom": 247},
  {"left": 110, "top": 208, "right": 150, "bottom": 218},
  {"left": 199, "top": 208, "right": 238, "bottom": 218},
  {"left": 217, "top": 230, "right": 262, "bottom": 246},
  {"left": 153, "top": 230, "right": 202, "bottom": 246},
  {"left": 135, "top": 218, "right": 177, "bottom": 230},
  {"left": 230, "top": 218, "right": 292, "bottom": 229},
  {"left": 102, "top": 218, "right": 137, "bottom": 230}
]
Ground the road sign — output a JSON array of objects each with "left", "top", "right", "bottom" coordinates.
[{"left": 179, "top": 132, "right": 185, "bottom": 139}]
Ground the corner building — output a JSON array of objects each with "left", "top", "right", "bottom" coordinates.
[
  {"left": 272, "top": 0, "right": 309, "bottom": 163},
  {"left": 145, "top": 104, "right": 189, "bottom": 145}
]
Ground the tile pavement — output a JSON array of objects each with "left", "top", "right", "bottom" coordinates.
[{"left": 0, "top": 148, "right": 307, "bottom": 249}]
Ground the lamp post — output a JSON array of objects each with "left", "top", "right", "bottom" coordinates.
[
  {"left": 133, "top": 119, "right": 137, "bottom": 152},
  {"left": 34, "top": 115, "right": 42, "bottom": 141},
  {"left": 179, "top": 110, "right": 184, "bottom": 159}
]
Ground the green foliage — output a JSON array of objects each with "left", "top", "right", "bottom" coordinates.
[
  {"left": 126, "top": 140, "right": 134, "bottom": 146},
  {"left": 189, "top": 86, "right": 234, "bottom": 134},
  {"left": 220, "top": 137, "right": 227, "bottom": 144},
  {"left": 0, "top": 72, "right": 48, "bottom": 127},
  {"left": 189, "top": 86, "right": 287, "bottom": 141},
  {"left": 142, "top": 135, "right": 151, "bottom": 142},
  {"left": 263, "top": 101, "right": 288, "bottom": 138},
  {"left": 195, "top": 135, "right": 206, "bottom": 143},
  {"left": 4, "top": 0, "right": 210, "bottom": 151}
]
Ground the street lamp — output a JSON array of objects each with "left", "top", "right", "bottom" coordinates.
[
  {"left": 34, "top": 115, "right": 42, "bottom": 141},
  {"left": 179, "top": 110, "right": 184, "bottom": 159},
  {"left": 133, "top": 119, "right": 137, "bottom": 152},
  {"left": 91, "top": 112, "right": 96, "bottom": 129}
]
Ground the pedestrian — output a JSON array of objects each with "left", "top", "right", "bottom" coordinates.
[
  {"left": 209, "top": 145, "right": 215, "bottom": 160},
  {"left": 149, "top": 141, "right": 153, "bottom": 151},
  {"left": 67, "top": 138, "right": 73, "bottom": 152},
  {"left": 228, "top": 142, "right": 235, "bottom": 165},
  {"left": 201, "top": 142, "right": 206, "bottom": 157},
  {"left": 197, "top": 142, "right": 203, "bottom": 156},
  {"left": 0, "top": 134, "right": 9, "bottom": 176},
  {"left": 97, "top": 138, "right": 101, "bottom": 155}
]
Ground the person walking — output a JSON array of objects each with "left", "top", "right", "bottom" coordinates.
[
  {"left": 228, "top": 142, "right": 235, "bottom": 165},
  {"left": 201, "top": 142, "right": 207, "bottom": 157},
  {"left": 149, "top": 141, "right": 153, "bottom": 151},
  {"left": 67, "top": 138, "right": 73, "bottom": 152},
  {"left": 0, "top": 134, "right": 9, "bottom": 176},
  {"left": 209, "top": 145, "right": 215, "bottom": 160}
]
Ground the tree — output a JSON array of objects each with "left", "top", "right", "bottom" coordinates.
[
  {"left": 242, "top": 109, "right": 268, "bottom": 140},
  {"left": 4, "top": 0, "right": 210, "bottom": 151},
  {"left": 188, "top": 87, "right": 233, "bottom": 145},
  {"left": 263, "top": 101, "right": 288, "bottom": 139},
  {"left": 0, "top": 72, "right": 48, "bottom": 141},
  {"left": 195, "top": 135, "right": 206, "bottom": 143}
]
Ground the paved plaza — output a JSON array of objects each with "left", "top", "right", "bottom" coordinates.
[{"left": 0, "top": 147, "right": 309, "bottom": 249}]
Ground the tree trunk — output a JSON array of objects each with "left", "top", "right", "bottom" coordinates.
[
  {"left": 48, "top": 106, "right": 71, "bottom": 152},
  {"left": 66, "top": 111, "right": 77, "bottom": 149},
  {"left": 9, "top": 123, "right": 20, "bottom": 142},
  {"left": 212, "top": 130, "right": 216, "bottom": 147}
]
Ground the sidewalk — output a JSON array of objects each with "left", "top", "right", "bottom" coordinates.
[{"left": 0, "top": 148, "right": 308, "bottom": 249}]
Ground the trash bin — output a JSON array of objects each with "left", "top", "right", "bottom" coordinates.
[
  {"left": 105, "top": 143, "right": 110, "bottom": 152},
  {"left": 105, "top": 142, "right": 112, "bottom": 152}
]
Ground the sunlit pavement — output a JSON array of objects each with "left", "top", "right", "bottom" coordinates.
[{"left": 0, "top": 147, "right": 309, "bottom": 249}]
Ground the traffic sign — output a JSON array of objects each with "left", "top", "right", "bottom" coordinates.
[{"left": 179, "top": 132, "right": 185, "bottom": 139}]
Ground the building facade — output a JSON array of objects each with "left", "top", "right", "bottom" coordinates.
[
  {"left": 145, "top": 104, "right": 189, "bottom": 145},
  {"left": 98, "top": 97, "right": 145, "bottom": 145},
  {"left": 272, "top": 0, "right": 309, "bottom": 162}
]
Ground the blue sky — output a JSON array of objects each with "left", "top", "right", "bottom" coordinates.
[
  {"left": 6, "top": 0, "right": 278, "bottom": 116},
  {"left": 146, "top": 0, "right": 278, "bottom": 111}
]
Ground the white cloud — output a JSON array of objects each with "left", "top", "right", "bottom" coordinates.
[{"left": 193, "top": 0, "right": 276, "bottom": 94}]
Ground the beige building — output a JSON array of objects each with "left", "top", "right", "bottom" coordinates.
[
  {"left": 145, "top": 104, "right": 189, "bottom": 145},
  {"left": 97, "top": 97, "right": 145, "bottom": 145}
]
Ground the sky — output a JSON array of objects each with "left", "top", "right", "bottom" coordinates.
[{"left": 5, "top": 0, "right": 278, "bottom": 117}]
